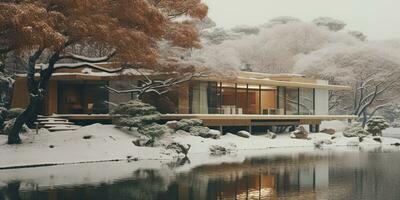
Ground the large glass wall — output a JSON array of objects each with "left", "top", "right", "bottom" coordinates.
[
  {"left": 247, "top": 86, "right": 260, "bottom": 114},
  {"left": 221, "top": 83, "right": 237, "bottom": 114},
  {"left": 189, "top": 81, "right": 220, "bottom": 114},
  {"left": 299, "top": 88, "right": 314, "bottom": 115},
  {"left": 286, "top": 87, "right": 299, "bottom": 115},
  {"left": 188, "top": 82, "right": 316, "bottom": 115}
]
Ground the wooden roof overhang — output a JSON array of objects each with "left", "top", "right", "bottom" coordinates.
[
  {"left": 15, "top": 72, "right": 351, "bottom": 91},
  {"left": 193, "top": 76, "right": 352, "bottom": 91}
]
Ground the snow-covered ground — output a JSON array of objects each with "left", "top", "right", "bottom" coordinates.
[{"left": 1, "top": 121, "right": 400, "bottom": 170}]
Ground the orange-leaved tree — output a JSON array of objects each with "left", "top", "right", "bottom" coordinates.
[{"left": 0, "top": 0, "right": 207, "bottom": 144}]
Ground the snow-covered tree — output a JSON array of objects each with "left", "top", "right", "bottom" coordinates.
[
  {"left": 312, "top": 17, "right": 346, "bottom": 32},
  {"left": 366, "top": 116, "right": 390, "bottom": 136},
  {"left": 1, "top": 0, "right": 208, "bottom": 144},
  {"left": 348, "top": 30, "right": 368, "bottom": 41}
]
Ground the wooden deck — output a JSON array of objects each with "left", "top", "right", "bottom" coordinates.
[
  {"left": 160, "top": 114, "right": 357, "bottom": 126},
  {"left": 51, "top": 114, "right": 356, "bottom": 127}
]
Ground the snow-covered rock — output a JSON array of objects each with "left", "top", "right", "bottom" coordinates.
[
  {"left": 236, "top": 130, "right": 251, "bottom": 138},
  {"left": 321, "top": 128, "right": 336, "bottom": 135},
  {"left": 167, "top": 142, "right": 191, "bottom": 156},
  {"left": 207, "top": 129, "right": 222, "bottom": 139},
  {"left": 209, "top": 145, "right": 230, "bottom": 155},
  {"left": 266, "top": 131, "right": 277, "bottom": 139},
  {"left": 165, "top": 120, "right": 178, "bottom": 130},
  {"left": 290, "top": 126, "right": 309, "bottom": 139}
]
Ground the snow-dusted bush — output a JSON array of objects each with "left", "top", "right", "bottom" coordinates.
[
  {"left": 138, "top": 123, "right": 173, "bottom": 140},
  {"left": 111, "top": 100, "right": 161, "bottom": 128},
  {"left": 176, "top": 119, "right": 203, "bottom": 131},
  {"left": 312, "top": 17, "right": 346, "bottom": 32},
  {"left": 343, "top": 124, "right": 369, "bottom": 138},
  {"left": 366, "top": 116, "right": 390, "bottom": 136},
  {"left": 0, "top": 107, "right": 26, "bottom": 135}
]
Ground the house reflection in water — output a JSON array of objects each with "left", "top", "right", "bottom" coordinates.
[{"left": 174, "top": 157, "right": 329, "bottom": 200}]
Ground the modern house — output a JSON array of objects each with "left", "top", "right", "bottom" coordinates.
[{"left": 11, "top": 66, "right": 355, "bottom": 132}]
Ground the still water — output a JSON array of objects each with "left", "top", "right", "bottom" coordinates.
[{"left": 1, "top": 148, "right": 400, "bottom": 200}]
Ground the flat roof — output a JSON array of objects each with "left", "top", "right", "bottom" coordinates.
[{"left": 16, "top": 69, "right": 351, "bottom": 91}]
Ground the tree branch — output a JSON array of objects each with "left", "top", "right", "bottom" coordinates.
[
  {"left": 59, "top": 49, "right": 116, "bottom": 63},
  {"left": 53, "top": 62, "right": 125, "bottom": 73}
]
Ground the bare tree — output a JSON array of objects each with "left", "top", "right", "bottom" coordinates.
[
  {"left": 104, "top": 69, "right": 206, "bottom": 100},
  {"left": 352, "top": 77, "right": 398, "bottom": 127}
]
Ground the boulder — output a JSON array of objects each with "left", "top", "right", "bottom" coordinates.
[
  {"left": 236, "top": 130, "right": 251, "bottom": 138},
  {"left": 266, "top": 131, "right": 277, "bottom": 139},
  {"left": 321, "top": 128, "right": 336, "bottom": 135},
  {"left": 132, "top": 137, "right": 153, "bottom": 147},
  {"left": 167, "top": 142, "right": 191, "bottom": 156},
  {"left": 290, "top": 126, "right": 309, "bottom": 139},
  {"left": 343, "top": 124, "right": 369, "bottom": 138},
  {"left": 207, "top": 129, "right": 222, "bottom": 139},
  {"left": 313, "top": 139, "right": 332, "bottom": 148},
  {"left": 209, "top": 145, "right": 230, "bottom": 155},
  {"left": 176, "top": 119, "right": 203, "bottom": 131},
  {"left": 165, "top": 120, "right": 178, "bottom": 130}
]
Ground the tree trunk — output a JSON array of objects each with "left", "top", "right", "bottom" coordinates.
[{"left": 7, "top": 95, "right": 41, "bottom": 144}]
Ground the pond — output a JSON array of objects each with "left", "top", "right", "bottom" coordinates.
[{"left": 1, "top": 148, "right": 400, "bottom": 200}]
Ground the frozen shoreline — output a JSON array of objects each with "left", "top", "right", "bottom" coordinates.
[{"left": 1, "top": 122, "right": 400, "bottom": 170}]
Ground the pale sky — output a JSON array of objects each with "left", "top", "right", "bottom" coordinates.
[{"left": 203, "top": 0, "right": 400, "bottom": 40}]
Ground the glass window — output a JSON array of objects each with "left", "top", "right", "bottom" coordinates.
[
  {"left": 260, "top": 89, "right": 277, "bottom": 114},
  {"left": 221, "top": 84, "right": 236, "bottom": 114},
  {"left": 58, "top": 81, "right": 109, "bottom": 114},
  {"left": 299, "top": 88, "right": 314, "bottom": 115},
  {"left": 277, "top": 87, "right": 285, "bottom": 113},
  {"left": 286, "top": 87, "right": 299, "bottom": 115},
  {"left": 247, "top": 88, "right": 260, "bottom": 114},
  {"left": 189, "top": 81, "right": 220, "bottom": 114}
]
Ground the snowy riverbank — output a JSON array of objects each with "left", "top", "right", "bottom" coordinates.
[{"left": 1, "top": 122, "right": 400, "bottom": 169}]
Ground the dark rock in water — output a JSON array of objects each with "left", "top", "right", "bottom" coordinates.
[
  {"left": 49, "top": 145, "right": 54, "bottom": 148},
  {"left": 359, "top": 137, "right": 363, "bottom": 142},
  {"left": 331, "top": 136, "right": 336, "bottom": 140},
  {"left": 176, "top": 119, "right": 203, "bottom": 131},
  {"left": 321, "top": 128, "right": 336, "bottom": 135},
  {"left": 290, "top": 126, "right": 309, "bottom": 139},
  {"left": 373, "top": 137, "right": 382, "bottom": 143},
  {"left": 391, "top": 142, "right": 400, "bottom": 146}
]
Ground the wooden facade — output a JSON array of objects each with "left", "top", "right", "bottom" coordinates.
[{"left": 11, "top": 70, "right": 356, "bottom": 129}]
